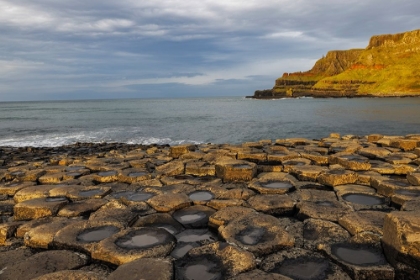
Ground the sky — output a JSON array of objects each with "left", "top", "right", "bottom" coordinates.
[{"left": 1, "top": 0, "right": 420, "bottom": 101}]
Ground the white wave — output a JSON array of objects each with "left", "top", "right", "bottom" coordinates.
[{"left": 0, "top": 131, "right": 203, "bottom": 147}]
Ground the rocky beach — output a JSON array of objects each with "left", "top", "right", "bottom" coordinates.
[{"left": 0, "top": 133, "right": 419, "bottom": 279}]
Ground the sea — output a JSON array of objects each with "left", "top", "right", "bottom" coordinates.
[{"left": 0, "top": 96, "right": 419, "bottom": 147}]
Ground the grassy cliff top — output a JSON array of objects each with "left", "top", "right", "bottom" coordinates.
[{"left": 276, "top": 29, "right": 420, "bottom": 95}]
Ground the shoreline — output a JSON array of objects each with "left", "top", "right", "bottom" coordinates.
[
  {"left": 1, "top": 133, "right": 420, "bottom": 279},
  {"left": 248, "top": 90, "right": 420, "bottom": 99}
]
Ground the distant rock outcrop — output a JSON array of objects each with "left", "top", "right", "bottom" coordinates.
[{"left": 252, "top": 29, "right": 420, "bottom": 98}]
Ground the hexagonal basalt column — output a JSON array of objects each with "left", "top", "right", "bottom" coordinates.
[
  {"left": 317, "top": 169, "right": 358, "bottom": 187},
  {"left": 175, "top": 242, "right": 256, "bottom": 279},
  {"left": 248, "top": 172, "right": 296, "bottom": 195},
  {"left": 54, "top": 220, "right": 122, "bottom": 253},
  {"left": 14, "top": 197, "right": 68, "bottom": 220},
  {"left": 107, "top": 258, "right": 173, "bottom": 280},
  {"left": 215, "top": 159, "right": 257, "bottom": 182},
  {"left": 322, "top": 242, "right": 394, "bottom": 279},
  {"left": 260, "top": 248, "right": 351, "bottom": 280},
  {"left": 92, "top": 227, "right": 176, "bottom": 265},
  {"left": 172, "top": 205, "right": 216, "bottom": 229},
  {"left": 382, "top": 211, "right": 420, "bottom": 269},
  {"left": 219, "top": 212, "right": 294, "bottom": 256}
]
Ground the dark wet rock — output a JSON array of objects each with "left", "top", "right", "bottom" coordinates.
[
  {"left": 175, "top": 228, "right": 219, "bottom": 244},
  {"left": 289, "top": 165, "right": 328, "bottom": 182},
  {"left": 88, "top": 201, "right": 137, "bottom": 227},
  {"left": 401, "top": 198, "right": 420, "bottom": 211},
  {"left": 208, "top": 206, "right": 256, "bottom": 228},
  {"left": 248, "top": 173, "right": 296, "bottom": 195},
  {"left": 247, "top": 194, "right": 295, "bottom": 216},
  {"left": 382, "top": 211, "right": 420, "bottom": 269},
  {"left": 278, "top": 217, "right": 304, "bottom": 248},
  {"left": 219, "top": 212, "right": 294, "bottom": 256},
  {"left": 0, "top": 250, "right": 88, "bottom": 280},
  {"left": 317, "top": 169, "right": 358, "bottom": 187},
  {"left": 32, "top": 270, "right": 105, "bottom": 280},
  {"left": 0, "top": 248, "right": 34, "bottom": 270},
  {"left": 260, "top": 248, "right": 351, "bottom": 280},
  {"left": 92, "top": 227, "right": 176, "bottom": 265},
  {"left": 173, "top": 205, "right": 216, "bottom": 228},
  {"left": 0, "top": 181, "right": 35, "bottom": 196},
  {"left": 229, "top": 269, "right": 292, "bottom": 280},
  {"left": 0, "top": 200, "right": 14, "bottom": 215},
  {"left": 340, "top": 193, "right": 389, "bottom": 211},
  {"left": 177, "top": 242, "right": 256, "bottom": 278},
  {"left": 58, "top": 198, "right": 107, "bottom": 217},
  {"left": 147, "top": 193, "right": 191, "bottom": 212},
  {"left": 54, "top": 220, "right": 122, "bottom": 253},
  {"left": 171, "top": 242, "right": 201, "bottom": 259},
  {"left": 303, "top": 218, "right": 350, "bottom": 251},
  {"left": 188, "top": 190, "right": 215, "bottom": 204},
  {"left": 14, "top": 197, "right": 68, "bottom": 220},
  {"left": 323, "top": 242, "right": 394, "bottom": 280},
  {"left": 174, "top": 254, "right": 225, "bottom": 280},
  {"left": 339, "top": 211, "right": 387, "bottom": 241},
  {"left": 107, "top": 258, "right": 173, "bottom": 280},
  {"left": 134, "top": 213, "right": 184, "bottom": 235}
]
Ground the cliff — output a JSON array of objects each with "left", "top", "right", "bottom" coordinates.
[{"left": 254, "top": 29, "right": 420, "bottom": 98}]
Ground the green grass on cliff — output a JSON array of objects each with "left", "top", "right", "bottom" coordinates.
[{"left": 313, "top": 41, "right": 420, "bottom": 95}]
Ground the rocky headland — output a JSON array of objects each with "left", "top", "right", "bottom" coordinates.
[
  {"left": 251, "top": 29, "right": 420, "bottom": 98},
  {"left": 1, "top": 135, "right": 420, "bottom": 279}
]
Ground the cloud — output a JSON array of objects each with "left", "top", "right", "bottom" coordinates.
[{"left": 1, "top": 0, "right": 420, "bottom": 100}]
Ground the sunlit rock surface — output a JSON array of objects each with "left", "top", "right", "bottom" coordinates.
[{"left": 0, "top": 135, "right": 419, "bottom": 278}]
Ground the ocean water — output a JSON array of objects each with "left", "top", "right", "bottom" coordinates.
[{"left": 0, "top": 96, "right": 419, "bottom": 147}]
